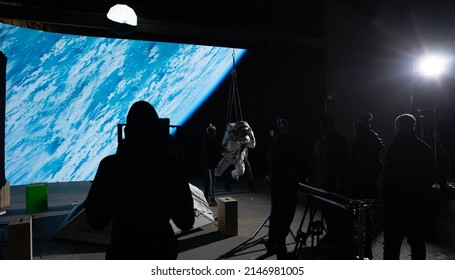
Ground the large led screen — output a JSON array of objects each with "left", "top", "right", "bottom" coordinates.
[{"left": 0, "top": 23, "right": 246, "bottom": 186}]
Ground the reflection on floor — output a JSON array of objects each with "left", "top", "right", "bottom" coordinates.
[{"left": 1, "top": 175, "right": 455, "bottom": 260}]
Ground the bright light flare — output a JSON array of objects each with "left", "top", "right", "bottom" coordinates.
[
  {"left": 417, "top": 55, "right": 450, "bottom": 77},
  {"left": 107, "top": 4, "right": 137, "bottom": 26}
]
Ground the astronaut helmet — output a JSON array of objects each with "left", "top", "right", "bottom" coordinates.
[{"left": 233, "top": 121, "right": 250, "bottom": 137}]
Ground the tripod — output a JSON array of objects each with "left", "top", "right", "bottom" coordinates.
[
  {"left": 216, "top": 214, "right": 270, "bottom": 259},
  {"left": 216, "top": 212, "right": 297, "bottom": 259},
  {"left": 293, "top": 196, "right": 326, "bottom": 259}
]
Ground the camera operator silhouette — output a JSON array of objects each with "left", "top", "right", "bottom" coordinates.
[{"left": 84, "top": 100, "right": 195, "bottom": 260}]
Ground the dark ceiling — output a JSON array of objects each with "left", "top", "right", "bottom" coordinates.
[
  {"left": 1, "top": 1, "right": 454, "bottom": 49},
  {"left": 0, "top": 0, "right": 327, "bottom": 49}
]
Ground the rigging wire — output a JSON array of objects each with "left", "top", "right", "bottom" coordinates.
[{"left": 225, "top": 50, "right": 243, "bottom": 126}]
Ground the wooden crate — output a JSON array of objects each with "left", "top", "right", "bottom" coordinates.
[
  {"left": 216, "top": 197, "right": 238, "bottom": 236},
  {"left": 0, "top": 181, "right": 10, "bottom": 208},
  {"left": 9, "top": 216, "right": 33, "bottom": 260}
]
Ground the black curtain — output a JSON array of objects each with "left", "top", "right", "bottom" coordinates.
[{"left": 0, "top": 51, "right": 6, "bottom": 186}]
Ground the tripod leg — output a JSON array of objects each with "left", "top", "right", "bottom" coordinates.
[
  {"left": 252, "top": 214, "right": 270, "bottom": 238},
  {"left": 293, "top": 197, "right": 317, "bottom": 259},
  {"left": 217, "top": 214, "right": 270, "bottom": 259}
]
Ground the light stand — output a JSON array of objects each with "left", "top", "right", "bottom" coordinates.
[
  {"left": 410, "top": 57, "right": 425, "bottom": 141},
  {"left": 416, "top": 109, "right": 425, "bottom": 140},
  {"left": 410, "top": 55, "right": 416, "bottom": 114},
  {"left": 417, "top": 108, "right": 438, "bottom": 178},
  {"left": 428, "top": 108, "right": 452, "bottom": 189},
  {"left": 431, "top": 108, "right": 438, "bottom": 183},
  {"left": 416, "top": 107, "right": 453, "bottom": 194},
  {"left": 410, "top": 54, "right": 452, "bottom": 190}
]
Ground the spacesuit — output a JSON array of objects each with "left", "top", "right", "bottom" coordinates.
[{"left": 214, "top": 121, "right": 256, "bottom": 180}]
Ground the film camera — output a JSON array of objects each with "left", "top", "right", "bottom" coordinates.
[{"left": 117, "top": 118, "right": 171, "bottom": 144}]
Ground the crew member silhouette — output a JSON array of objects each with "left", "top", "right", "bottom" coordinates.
[
  {"left": 346, "top": 113, "right": 385, "bottom": 259},
  {"left": 347, "top": 113, "right": 385, "bottom": 199},
  {"left": 311, "top": 117, "right": 350, "bottom": 254},
  {"left": 382, "top": 113, "right": 434, "bottom": 259},
  {"left": 201, "top": 123, "right": 220, "bottom": 206},
  {"left": 266, "top": 117, "right": 301, "bottom": 259},
  {"left": 84, "top": 100, "right": 195, "bottom": 260}
]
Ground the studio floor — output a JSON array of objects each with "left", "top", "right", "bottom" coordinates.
[{"left": 1, "top": 174, "right": 455, "bottom": 261}]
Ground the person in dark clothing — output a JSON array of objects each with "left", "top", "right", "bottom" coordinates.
[
  {"left": 84, "top": 100, "right": 195, "bottom": 260},
  {"left": 266, "top": 117, "right": 301, "bottom": 259},
  {"left": 346, "top": 113, "right": 385, "bottom": 259},
  {"left": 312, "top": 117, "right": 350, "bottom": 194},
  {"left": 311, "top": 117, "right": 350, "bottom": 255},
  {"left": 382, "top": 113, "right": 434, "bottom": 260},
  {"left": 347, "top": 113, "right": 385, "bottom": 200},
  {"left": 201, "top": 123, "right": 220, "bottom": 206}
]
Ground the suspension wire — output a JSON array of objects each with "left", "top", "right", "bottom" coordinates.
[{"left": 225, "top": 51, "right": 243, "bottom": 126}]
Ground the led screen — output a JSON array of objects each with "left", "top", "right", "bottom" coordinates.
[{"left": 0, "top": 23, "right": 246, "bottom": 186}]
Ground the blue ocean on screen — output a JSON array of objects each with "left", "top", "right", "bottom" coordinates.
[{"left": 0, "top": 23, "right": 246, "bottom": 186}]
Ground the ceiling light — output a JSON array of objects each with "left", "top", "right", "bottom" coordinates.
[{"left": 106, "top": 4, "right": 137, "bottom": 35}]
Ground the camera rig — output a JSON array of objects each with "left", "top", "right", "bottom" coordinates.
[
  {"left": 117, "top": 118, "right": 183, "bottom": 161},
  {"left": 117, "top": 118, "right": 171, "bottom": 144}
]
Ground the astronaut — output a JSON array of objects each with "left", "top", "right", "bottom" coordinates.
[{"left": 214, "top": 121, "right": 256, "bottom": 180}]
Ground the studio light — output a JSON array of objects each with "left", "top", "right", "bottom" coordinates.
[
  {"left": 410, "top": 53, "right": 451, "bottom": 113},
  {"left": 106, "top": 4, "right": 137, "bottom": 35},
  {"left": 417, "top": 55, "right": 450, "bottom": 77}
]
